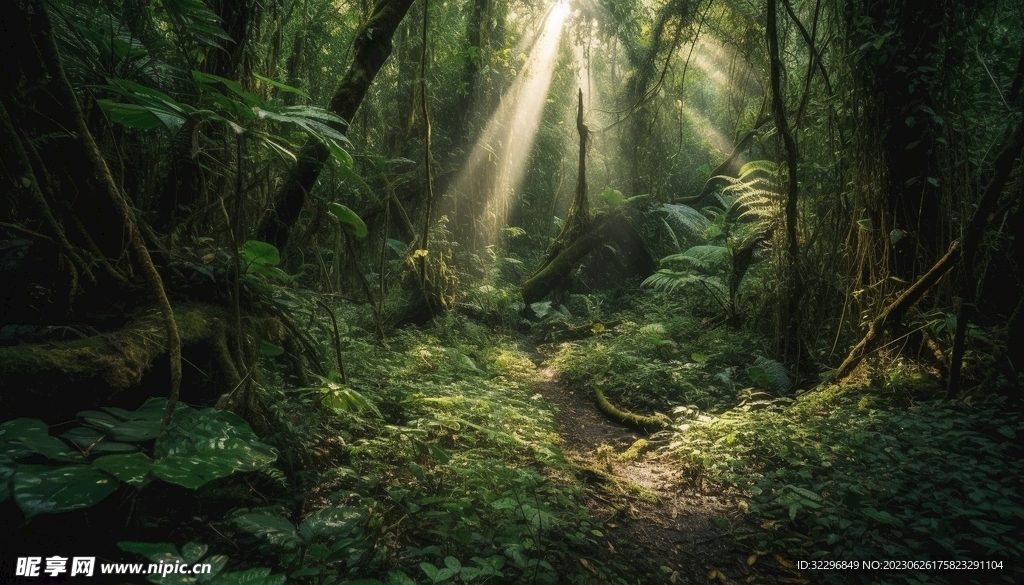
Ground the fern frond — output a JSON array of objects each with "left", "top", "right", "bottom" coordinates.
[
  {"left": 737, "top": 160, "right": 778, "bottom": 180},
  {"left": 642, "top": 270, "right": 698, "bottom": 293},
  {"left": 642, "top": 270, "right": 726, "bottom": 295},
  {"left": 681, "top": 245, "right": 731, "bottom": 270},
  {"left": 659, "top": 204, "right": 710, "bottom": 239},
  {"left": 753, "top": 356, "right": 792, "bottom": 392},
  {"left": 657, "top": 245, "right": 730, "bottom": 277},
  {"left": 660, "top": 217, "right": 682, "bottom": 251}
]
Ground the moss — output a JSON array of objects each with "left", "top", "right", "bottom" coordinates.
[
  {"left": 0, "top": 304, "right": 230, "bottom": 415},
  {"left": 616, "top": 438, "right": 650, "bottom": 461}
]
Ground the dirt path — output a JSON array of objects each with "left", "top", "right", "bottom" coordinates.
[{"left": 530, "top": 354, "right": 790, "bottom": 584}]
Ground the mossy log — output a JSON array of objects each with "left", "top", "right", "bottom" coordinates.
[
  {"left": 595, "top": 388, "right": 670, "bottom": 433},
  {"left": 0, "top": 304, "right": 239, "bottom": 420}
]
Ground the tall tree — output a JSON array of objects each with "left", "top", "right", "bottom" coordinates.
[
  {"left": 767, "top": 0, "right": 802, "bottom": 366},
  {"left": 257, "top": 0, "right": 418, "bottom": 251}
]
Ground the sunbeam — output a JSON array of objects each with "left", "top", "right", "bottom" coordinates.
[{"left": 452, "top": 0, "right": 572, "bottom": 253}]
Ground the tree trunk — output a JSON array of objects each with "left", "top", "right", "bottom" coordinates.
[
  {"left": 947, "top": 121, "right": 1024, "bottom": 397},
  {"left": 533, "top": 89, "right": 590, "bottom": 276},
  {"left": 768, "top": 0, "right": 803, "bottom": 367},
  {"left": 256, "top": 0, "right": 417, "bottom": 251}
]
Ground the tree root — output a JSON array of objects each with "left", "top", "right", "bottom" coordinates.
[
  {"left": 595, "top": 388, "right": 671, "bottom": 433},
  {"left": 0, "top": 304, "right": 230, "bottom": 420}
]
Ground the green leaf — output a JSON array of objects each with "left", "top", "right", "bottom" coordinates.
[
  {"left": 747, "top": 366, "right": 772, "bottom": 388},
  {"left": 298, "top": 506, "right": 366, "bottom": 542},
  {"left": 240, "top": 240, "right": 281, "bottom": 269},
  {"left": 863, "top": 507, "right": 904, "bottom": 527},
  {"left": 857, "top": 218, "right": 873, "bottom": 231},
  {"left": 92, "top": 453, "right": 153, "bottom": 487},
  {"left": 105, "top": 419, "right": 162, "bottom": 442},
  {"left": 13, "top": 465, "right": 118, "bottom": 517},
  {"left": 328, "top": 203, "right": 368, "bottom": 239},
  {"left": 443, "top": 557, "right": 462, "bottom": 573},
  {"left": 386, "top": 572, "right": 416, "bottom": 585},
  {"left": 181, "top": 542, "right": 208, "bottom": 564},
  {"left": 320, "top": 386, "right": 382, "bottom": 417},
  {"left": 997, "top": 425, "right": 1016, "bottom": 439},
  {"left": 78, "top": 410, "right": 121, "bottom": 432},
  {"left": 194, "top": 71, "right": 265, "bottom": 108},
  {"left": 600, "top": 187, "right": 625, "bottom": 207},
  {"left": 326, "top": 141, "right": 354, "bottom": 169},
  {"left": 90, "top": 442, "right": 140, "bottom": 454},
  {"left": 409, "top": 462, "right": 425, "bottom": 481},
  {"left": 433, "top": 568, "right": 456, "bottom": 583},
  {"left": 253, "top": 73, "right": 310, "bottom": 99},
  {"left": 260, "top": 341, "right": 285, "bottom": 357},
  {"left": 67, "top": 402, "right": 162, "bottom": 450},
  {"left": 151, "top": 408, "right": 277, "bottom": 489},
  {"left": 890, "top": 229, "right": 906, "bottom": 245},
  {"left": 198, "top": 556, "right": 229, "bottom": 582},
  {"left": 97, "top": 100, "right": 165, "bottom": 130},
  {"left": 428, "top": 444, "right": 451, "bottom": 465},
  {"left": 529, "top": 301, "right": 552, "bottom": 318},
  {"left": 419, "top": 563, "right": 439, "bottom": 581},
  {"left": 386, "top": 239, "right": 408, "bottom": 257},
  {"left": 234, "top": 513, "right": 301, "bottom": 549},
  {"left": 0, "top": 418, "right": 80, "bottom": 462}
]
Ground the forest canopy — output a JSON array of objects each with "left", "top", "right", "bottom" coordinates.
[{"left": 1, "top": 0, "right": 1022, "bottom": 582}]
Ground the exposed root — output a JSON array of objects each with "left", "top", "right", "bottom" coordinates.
[{"left": 595, "top": 387, "right": 671, "bottom": 432}]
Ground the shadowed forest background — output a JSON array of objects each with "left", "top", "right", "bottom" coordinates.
[{"left": 1, "top": 0, "right": 1022, "bottom": 583}]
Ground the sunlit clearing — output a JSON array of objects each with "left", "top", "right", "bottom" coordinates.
[{"left": 453, "top": 0, "right": 571, "bottom": 255}]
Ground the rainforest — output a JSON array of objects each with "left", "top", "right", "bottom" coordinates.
[{"left": 1, "top": 0, "right": 1022, "bottom": 583}]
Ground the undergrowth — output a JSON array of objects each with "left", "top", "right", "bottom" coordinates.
[
  {"left": 227, "top": 314, "right": 631, "bottom": 584},
  {"left": 668, "top": 361, "right": 1024, "bottom": 584},
  {"left": 547, "top": 291, "right": 769, "bottom": 414}
]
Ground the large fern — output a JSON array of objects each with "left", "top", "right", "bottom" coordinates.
[
  {"left": 647, "top": 160, "right": 782, "bottom": 322},
  {"left": 643, "top": 269, "right": 727, "bottom": 298},
  {"left": 660, "top": 204, "right": 711, "bottom": 240}
]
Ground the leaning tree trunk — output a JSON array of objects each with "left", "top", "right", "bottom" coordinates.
[{"left": 256, "top": 0, "right": 417, "bottom": 251}]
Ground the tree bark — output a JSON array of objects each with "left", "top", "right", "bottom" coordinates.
[
  {"left": 522, "top": 214, "right": 612, "bottom": 305},
  {"left": 256, "top": 0, "right": 417, "bottom": 251},
  {"left": 532, "top": 89, "right": 590, "bottom": 277}
]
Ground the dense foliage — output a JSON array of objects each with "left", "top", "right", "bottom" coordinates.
[{"left": 2, "top": 0, "right": 1023, "bottom": 582}]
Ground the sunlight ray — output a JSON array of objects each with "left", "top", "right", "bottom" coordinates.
[{"left": 452, "top": 0, "right": 572, "bottom": 253}]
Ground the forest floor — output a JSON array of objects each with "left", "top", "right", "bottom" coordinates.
[{"left": 528, "top": 347, "right": 796, "bottom": 584}]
